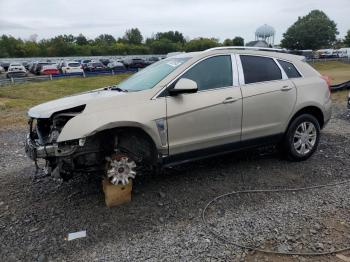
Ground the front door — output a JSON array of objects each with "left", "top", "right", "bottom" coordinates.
[{"left": 166, "top": 55, "right": 242, "bottom": 156}]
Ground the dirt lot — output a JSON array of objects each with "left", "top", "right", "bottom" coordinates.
[{"left": 0, "top": 93, "right": 350, "bottom": 261}]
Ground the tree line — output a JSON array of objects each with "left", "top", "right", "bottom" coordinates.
[
  {"left": 0, "top": 28, "right": 244, "bottom": 58},
  {"left": 0, "top": 10, "right": 349, "bottom": 58}
]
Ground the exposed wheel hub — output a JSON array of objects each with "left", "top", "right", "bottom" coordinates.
[{"left": 106, "top": 154, "right": 136, "bottom": 185}]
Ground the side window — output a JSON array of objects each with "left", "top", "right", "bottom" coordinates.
[
  {"left": 278, "top": 60, "right": 301, "bottom": 78},
  {"left": 240, "top": 55, "right": 282, "bottom": 84},
  {"left": 181, "top": 55, "right": 232, "bottom": 91}
]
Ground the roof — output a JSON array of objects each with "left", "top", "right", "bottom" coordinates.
[{"left": 171, "top": 47, "right": 305, "bottom": 64}]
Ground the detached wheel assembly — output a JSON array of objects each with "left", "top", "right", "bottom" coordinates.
[{"left": 105, "top": 153, "right": 137, "bottom": 185}]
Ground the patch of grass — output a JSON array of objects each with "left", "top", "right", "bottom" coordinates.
[
  {"left": 311, "top": 61, "right": 350, "bottom": 85},
  {"left": 0, "top": 74, "right": 130, "bottom": 128},
  {"left": 310, "top": 61, "right": 350, "bottom": 104}
]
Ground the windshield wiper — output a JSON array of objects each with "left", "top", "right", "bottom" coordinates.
[{"left": 105, "top": 85, "right": 128, "bottom": 92}]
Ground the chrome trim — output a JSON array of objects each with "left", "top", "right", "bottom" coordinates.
[
  {"left": 230, "top": 54, "right": 239, "bottom": 87},
  {"left": 235, "top": 54, "right": 245, "bottom": 85},
  {"left": 273, "top": 57, "right": 288, "bottom": 80},
  {"left": 205, "top": 46, "right": 287, "bottom": 53}
]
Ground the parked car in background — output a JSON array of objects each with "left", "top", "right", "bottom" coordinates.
[
  {"left": 144, "top": 56, "right": 160, "bottom": 66},
  {"left": 85, "top": 62, "right": 105, "bottom": 71},
  {"left": 22, "top": 61, "right": 30, "bottom": 70},
  {"left": 29, "top": 62, "right": 37, "bottom": 74},
  {"left": 81, "top": 59, "right": 92, "bottom": 70},
  {"left": 123, "top": 58, "right": 146, "bottom": 68},
  {"left": 317, "top": 49, "right": 338, "bottom": 59},
  {"left": 338, "top": 48, "right": 350, "bottom": 58},
  {"left": 25, "top": 47, "right": 331, "bottom": 185},
  {"left": 40, "top": 65, "right": 60, "bottom": 75},
  {"left": 0, "top": 62, "right": 10, "bottom": 71},
  {"left": 33, "top": 62, "right": 55, "bottom": 75},
  {"left": 0, "top": 65, "right": 5, "bottom": 73},
  {"left": 107, "top": 61, "right": 126, "bottom": 71},
  {"left": 100, "top": 58, "right": 111, "bottom": 66},
  {"left": 166, "top": 52, "right": 185, "bottom": 58},
  {"left": 60, "top": 61, "right": 84, "bottom": 74},
  {"left": 348, "top": 92, "right": 350, "bottom": 110},
  {"left": 289, "top": 50, "right": 313, "bottom": 60},
  {"left": 6, "top": 63, "right": 27, "bottom": 78}
]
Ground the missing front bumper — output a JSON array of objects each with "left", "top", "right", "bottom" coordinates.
[{"left": 25, "top": 134, "right": 78, "bottom": 161}]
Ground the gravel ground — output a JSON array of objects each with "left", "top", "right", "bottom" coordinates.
[{"left": 1, "top": 103, "right": 350, "bottom": 262}]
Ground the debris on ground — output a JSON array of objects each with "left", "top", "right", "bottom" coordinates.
[{"left": 67, "top": 231, "right": 87, "bottom": 241}]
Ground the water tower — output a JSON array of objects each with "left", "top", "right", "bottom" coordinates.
[{"left": 255, "top": 24, "right": 275, "bottom": 47}]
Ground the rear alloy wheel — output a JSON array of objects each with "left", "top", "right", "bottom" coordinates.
[
  {"left": 106, "top": 153, "right": 136, "bottom": 185},
  {"left": 283, "top": 114, "right": 320, "bottom": 161},
  {"left": 293, "top": 122, "right": 317, "bottom": 155}
]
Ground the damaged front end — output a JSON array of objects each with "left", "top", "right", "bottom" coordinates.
[{"left": 25, "top": 105, "right": 105, "bottom": 180}]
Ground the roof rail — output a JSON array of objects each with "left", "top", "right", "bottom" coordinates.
[{"left": 205, "top": 46, "right": 288, "bottom": 53}]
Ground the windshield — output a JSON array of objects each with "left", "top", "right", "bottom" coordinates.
[{"left": 117, "top": 57, "right": 190, "bottom": 91}]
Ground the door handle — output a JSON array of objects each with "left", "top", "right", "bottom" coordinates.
[
  {"left": 223, "top": 97, "right": 239, "bottom": 104},
  {"left": 281, "top": 85, "right": 293, "bottom": 91}
]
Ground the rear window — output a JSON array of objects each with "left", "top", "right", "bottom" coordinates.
[
  {"left": 68, "top": 63, "right": 80, "bottom": 67},
  {"left": 240, "top": 55, "right": 282, "bottom": 84},
  {"left": 277, "top": 60, "right": 301, "bottom": 78}
]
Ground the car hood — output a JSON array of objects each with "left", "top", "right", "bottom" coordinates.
[{"left": 28, "top": 89, "right": 126, "bottom": 118}]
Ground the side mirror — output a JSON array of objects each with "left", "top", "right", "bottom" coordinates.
[{"left": 169, "top": 78, "right": 198, "bottom": 96}]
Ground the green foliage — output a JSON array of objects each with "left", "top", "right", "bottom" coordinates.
[
  {"left": 123, "top": 28, "right": 143, "bottom": 45},
  {"left": 184, "top": 38, "right": 221, "bottom": 52},
  {"left": 154, "top": 31, "right": 185, "bottom": 44},
  {"left": 145, "top": 31, "right": 185, "bottom": 54},
  {"left": 94, "top": 34, "right": 116, "bottom": 45},
  {"left": 75, "top": 34, "right": 88, "bottom": 46},
  {"left": 343, "top": 30, "right": 350, "bottom": 47},
  {"left": 148, "top": 39, "right": 182, "bottom": 54},
  {"left": 223, "top": 36, "right": 244, "bottom": 46},
  {"left": 281, "top": 10, "right": 338, "bottom": 50}
]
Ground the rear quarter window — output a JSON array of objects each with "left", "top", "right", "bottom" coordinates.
[
  {"left": 240, "top": 55, "right": 282, "bottom": 84},
  {"left": 277, "top": 60, "right": 302, "bottom": 78}
]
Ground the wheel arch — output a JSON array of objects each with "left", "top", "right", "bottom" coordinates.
[
  {"left": 286, "top": 106, "right": 325, "bottom": 133},
  {"left": 94, "top": 126, "right": 159, "bottom": 165}
]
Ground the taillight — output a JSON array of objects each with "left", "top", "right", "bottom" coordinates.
[{"left": 321, "top": 75, "right": 331, "bottom": 92}]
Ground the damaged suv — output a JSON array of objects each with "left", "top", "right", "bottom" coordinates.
[{"left": 25, "top": 47, "right": 332, "bottom": 185}]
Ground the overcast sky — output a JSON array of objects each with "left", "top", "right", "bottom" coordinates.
[{"left": 0, "top": 0, "right": 349, "bottom": 44}]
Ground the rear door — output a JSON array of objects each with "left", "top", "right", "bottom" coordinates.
[{"left": 237, "top": 54, "right": 297, "bottom": 141}]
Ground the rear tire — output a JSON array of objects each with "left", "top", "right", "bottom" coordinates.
[{"left": 282, "top": 114, "right": 320, "bottom": 161}]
